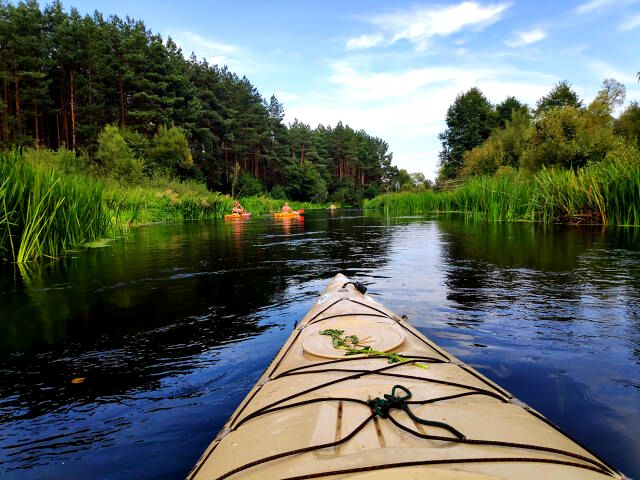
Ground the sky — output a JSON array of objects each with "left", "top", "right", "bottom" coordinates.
[{"left": 62, "top": 0, "right": 640, "bottom": 178}]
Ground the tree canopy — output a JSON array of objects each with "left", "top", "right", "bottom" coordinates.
[
  {"left": 495, "top": 96, "right": 530, "bottom": 129},
  {"left": 535, "top": 80, "right": 583, "bottom": 114},
  {"left": 438, "top": 87, "right": 495, "bottom": 179},
  {"left": 0, "top": 1, "right": 400, "bottom": 203},
  {"left": 440, "top": 78, "right": 638, "bottom": 180}
]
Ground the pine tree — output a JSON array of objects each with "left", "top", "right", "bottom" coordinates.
[
  {"left": 0, "top": 1, "right": 396, "bottom": 197},
  {"left": 535, "top": 80, "right": 582, "bottom": 115}
]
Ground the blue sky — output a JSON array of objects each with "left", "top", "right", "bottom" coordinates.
[{"left": 65, "top": 0, "right": 640, "bottom": 178}]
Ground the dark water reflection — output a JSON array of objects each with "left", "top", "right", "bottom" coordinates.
[{"left": 0, "top": 212, "right": 638, "bottom": 479}]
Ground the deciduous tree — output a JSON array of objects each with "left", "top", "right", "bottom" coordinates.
[{"left": 615, "top": 101, "right": 640, "bottom": 146}]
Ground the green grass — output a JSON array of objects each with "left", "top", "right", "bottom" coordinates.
[
  {"left": 0, "top": 150, "right": 109, "bottom": 263},
  {"left": 103, "top": 179, "right": 227, "bottom": 226},
  {"left": 365, "top": 147, "right": 640, "bottom": 226},
  {"left": 103, "top": 179, "right": 328, "bottom": 226},
  {"left": 1, "top": 150, "right": 329, "bottom": 262}
]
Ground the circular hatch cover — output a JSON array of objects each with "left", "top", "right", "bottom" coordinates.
[{"left": 302, "top": 318, "right": 406, "bottom": 359}]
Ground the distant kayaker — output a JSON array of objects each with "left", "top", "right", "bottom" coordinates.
[
  {"left": 232, "top": 200, "right": 244, "bottom": 214},
  {"left": 329, "top": 204, "right": 337, "bottom": 210},
  {"left": 281, "top": 202, "right": 293, "bottom": 213}
]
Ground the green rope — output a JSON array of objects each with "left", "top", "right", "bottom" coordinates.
[{"left": 367, "top": 385, "right": 466, "bottom": 440}]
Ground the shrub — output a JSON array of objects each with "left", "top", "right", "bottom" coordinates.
[
  {"left": 363, "top": 183, "right": 379, "bottom": 199},
  {"left": 120, "top": 128, "right": 150, "bottom": 163},
  {"left": 615, "top": 101, "right": 640, "bottom": 146},
  {"left": 147, "top": 125, "right": 193, "bottom": 176},
  {"left": 23, "top": 147, "right": 90, "bottom": 175},
  {"left": 236, "top": 172, "right": 263, "bottom": 196},
  {"left": 521, "top": 106, "right": 616, "bottom": 171},
  {"left": 284, "top": 162, "right": 327, "bottom": 202},
  {"left": 461, "top": 110, "right": 532, "bottom": 177},
  {"left": 461, "top": 136, "right": 503, "bottom": 177},
  {"left": 96, "top": 125, "right": 145, "bottom": 184},
  {"left": 270, "top": 185, "right": 287, "bottom": 199}
]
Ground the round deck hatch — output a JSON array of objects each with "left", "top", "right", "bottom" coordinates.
[{"left": 302, "top": 317, "right": 406, "bottom": 359}]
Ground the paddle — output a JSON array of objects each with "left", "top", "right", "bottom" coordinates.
[{"left": 297, "top": 209, "right": 304, "bottom": 213}]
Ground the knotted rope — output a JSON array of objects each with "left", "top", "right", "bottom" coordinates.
[{"left": 367, "top": 385, "right": 466, "bottom": 440}]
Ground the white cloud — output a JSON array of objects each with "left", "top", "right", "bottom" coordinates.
[
  {"left": 619, "top": 13, "right": 640, "bottom": 30},
  {"left": 284, "top": 63, "right": 553, "bottom": 178},
  {"left": 576, "top": 0, "right": 616, "bottom": 13},
  {"left": 174, "top": 31, "right": 238, "bottom": 54},
  {"left": 576, "top": 0, "right": 639, "bottom": 14},
  {"left": 167, "top": 31, "right": 256, "bottom": 74},
  {"left": 346, "top": 34, "right": 385, "bottom": 50},
  {"left": 505, "top": 28, "right": 547, "bottom": 47},
  {"left": 356, "top": 1, "right": 511, "bottom": 50},
  {"left": 587, "top": 60, "right": 637, "bottom": 83},
  {"left": 274, "top": 91, "right": 303, "bottom": 103},
  {"left": 559, "top": 45, "right": 588, "bottom": 56},
  {"left": 327, "top": 61, "right": 553, "bottom": 101},
  {"left": 327, "top": 63, "right": 485, "bottom": 100}
]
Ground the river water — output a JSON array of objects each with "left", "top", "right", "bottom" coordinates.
[{"left": 1, "top": 210, "right": 639, "bottom": 479}]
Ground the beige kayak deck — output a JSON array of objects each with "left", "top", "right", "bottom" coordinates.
[{"left": 188, "top": 274, "right": 623, "bottom": 480}]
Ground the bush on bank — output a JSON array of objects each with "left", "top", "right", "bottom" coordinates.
[
  {"left": 0, "top": 150, "right": 327, "bottom": 263},
  {"left": 365, "top": 143, "right": 640, "bottom": 226}
]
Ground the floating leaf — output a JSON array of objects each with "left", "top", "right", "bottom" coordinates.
[{"left": 83, "top": 238, "right": 113, "bottom": 248}]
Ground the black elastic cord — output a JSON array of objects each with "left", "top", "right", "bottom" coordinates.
[
  {"left": 342, "top": 281, "right": 367, "bottom": 294},
  {"left": 280, "top": 457, "right": 616, "bottom": 480},
  {"left": 211, "top": 385, "right": 615, "bottom": 480}
]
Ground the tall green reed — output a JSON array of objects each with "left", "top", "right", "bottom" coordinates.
[
  {"left": 0, "top": 150, "right": 109, "bottom": 262},
  {"left": 365, "top": 149, "right": 640, "bottom": 226},
  {"left": 365, "top": 172, "right": 539, "bottom": 222}
]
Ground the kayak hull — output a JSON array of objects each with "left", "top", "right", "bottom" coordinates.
[
  {"left": 188, "top": 274, "right": 622, "bottom": 480},
  {"left": 224, "top": 213, "right": 252, "bottom": 220},
  {"left": 274, "top": 212, "right": 300, "bottom": 218}
]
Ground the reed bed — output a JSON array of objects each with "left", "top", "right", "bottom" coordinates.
[
  {"left": 366, "top": 148, "right": 640, "bottom": 226},
  {"left": 104, "top": 184, "right": 326, "bottom": 226},
  {"left": 0, "top": 151, "right": 109, "bottom": 263},
  {"left": 365, "top": 173, "right": 538, "bottom": 222},
  {"left": 104, "top": 183, "right": 227, "bottom": 225},
  {"left": 1, "top": 150, "right": 331, "bottom": 263},
  {"left": 534, "top": 147, "right": 640, "bottom": 225}
]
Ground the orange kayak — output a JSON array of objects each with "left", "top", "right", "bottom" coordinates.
[
  {"left": 274, "top": 212, "right": 301, "bottom": 218},
  {"left": 224, "top": 213, "right": 252, "bottom": 220}
]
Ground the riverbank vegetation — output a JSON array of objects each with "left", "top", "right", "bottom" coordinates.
[
  {"left": 104, "top": 180, "right": 325, "bottom": 226},
  {"left": 0, "top": 150, "right": 108, "bottom": 262},
  {"left": 367, "top": 79, "right": 640, "bottom": 225},
  {"left": 0, "top": 1, "right": 399, "bottom": 205},
  {"left": 1, "top": 149, "right": 326, "bottom": 262},
  {"left": 0, "top": 1, "right": 394, "bottom": 262}
]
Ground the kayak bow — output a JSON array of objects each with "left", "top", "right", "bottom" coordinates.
[{"left": 188, "top": 274, "right": 622, "bottom": 480}]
